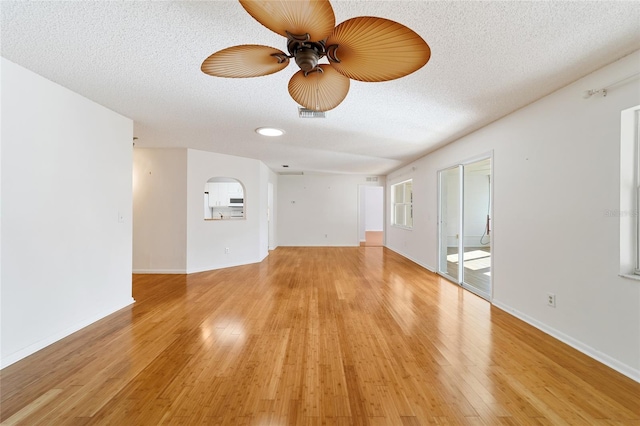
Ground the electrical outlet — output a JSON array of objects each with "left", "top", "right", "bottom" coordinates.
[
  {"left": 547, "top": 293, "right": 556, "bottom": 308},
  {"left": 225, "top": 247, "right": 230, "bottom": 254}
]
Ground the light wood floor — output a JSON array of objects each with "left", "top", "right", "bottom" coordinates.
[
  {"left": 1, "top": 247, "right": 639, "bottom": 425},
  {"left": 446, "top": 246, "right": 491, "bottom": 294}
]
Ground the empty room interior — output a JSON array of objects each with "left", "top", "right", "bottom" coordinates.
[{"left": 1, "top": 1, "right": 640, "bottom": 424}]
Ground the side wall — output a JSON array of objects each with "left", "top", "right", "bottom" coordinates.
[
  {"left": 268, "top": 170, "right": 278, "bottom": 250},
  {"left": 132, "top": 148, "right": 187, "bottom": 273},
  {"left": 258, "top": 161, "right": 275, "bottom": 260},
  {"left": 1, "top": 58, "right": 134, "bottom": 368},
  {"left": 186, "top": 149, "right": 269, "bottom": 273},
  {"left": 278, "top": 174, "right": 385, "bottom": 246},
  {"left": 386, "top": 51, "right": 640, "bottom": 381}
]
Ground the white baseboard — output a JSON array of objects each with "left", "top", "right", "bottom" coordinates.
[
  {"left": 140, "top": 254, "right": 271, "bottom": 276},
  {"left": 1, "top": 297, "right": 135, "bottom": 369},
  {"left": 187, "top": 258, "right": 263, "bottom": 274},
  {"left": 385, "top": 245, "right": 435, "bottom": 273},
  {"left": 133, "top": 269, "right": 186, "bottom": 274},
  {"left": 492, "top": 300, "right": 640, "bottom": 383}
]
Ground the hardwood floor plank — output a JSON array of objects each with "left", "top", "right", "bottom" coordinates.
[
  {"left": 1, "top": 388, "right": 63, "bottom": 425},
  {"left": 1, "top": 247, "right": 639, "bottom": 425}
]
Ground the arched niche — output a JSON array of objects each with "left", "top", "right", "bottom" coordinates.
[{"left": 204, "top": 177, "right": 245, "bottom": 220}]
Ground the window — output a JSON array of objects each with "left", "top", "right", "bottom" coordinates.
[
  {"left": 619, "top": 105, "right": 640, "bottom": 277},
  {"left": 392, "top": 179, "right": 413, "bottom": 228},
  {"left": 635, "top": 109, "right": 640, "bottom": 274}
]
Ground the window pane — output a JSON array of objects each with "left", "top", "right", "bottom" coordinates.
[
  {"left": 395, "top": 184, "right": 404, "bottom": 203},
  {"left": 392, "top": 180, "right": 413, "bottom": 228},
  {"left": 395, "top": 204, "right": 405, "bottom": 226},
  {"left": 404, "top": 182, "right": 412, "bottom": 203}
]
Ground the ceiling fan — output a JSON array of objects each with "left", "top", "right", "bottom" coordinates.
[{"left": 201, "top": 0, "right": 431, "bottom": 112}]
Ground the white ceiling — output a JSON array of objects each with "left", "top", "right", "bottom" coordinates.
[{"left": 2, "top": 1, "right": 639, "bottom": 175}]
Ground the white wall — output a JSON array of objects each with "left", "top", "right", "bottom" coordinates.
[
  {"left": 268, "top": 169, "right": 279, "bottom": 250},
  {"left": 132, "top": 148, "right": 187, "bottom": 273},
  {"left": 1, "top": 58, "right": 134, "bottom": 368},
  {"left": 278, "top": 174, "right": 384, "bottom": 246},
  {"left": 258, "top": 162, "right": 271, "bottom": 259},
  {"left": 132, "top": 148, "right": 274, "bottom": 274},
  {"left": 268, "top": 182, "right": 276, "bottom": 250},
  {"left": 186, "top": 149, "right": 269, "bottom": 273},
  {"left": 386, "top": 50, "right": 640, "bottom": 381}
]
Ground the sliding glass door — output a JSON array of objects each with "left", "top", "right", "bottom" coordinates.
[
  {"left": 438, "top": 157, "right": 492, "bottom": 300},
  {"left": 438, "top": 166, "right": 462, "bottom": 282},
  {"left": 462, "top": 159, "right": 492, "bottom": 297}
]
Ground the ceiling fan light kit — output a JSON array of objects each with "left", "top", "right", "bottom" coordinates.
[{"left": 201, "top": 0, "right": 431, "bottom": 112}]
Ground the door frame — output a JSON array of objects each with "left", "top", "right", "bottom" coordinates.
[
  {"left": 357, "top": 183, "right": 385, "bottom": 247},
  {"left": 437, "top": 151, "right": 494, "bottom": 301}
]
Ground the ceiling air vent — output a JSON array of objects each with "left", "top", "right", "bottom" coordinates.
[
  {"left": 366, "top": 177, "right": 379, "bottom": 182},
  {"left": 298, "top": 108, "right": 326, "bottom": 118}
]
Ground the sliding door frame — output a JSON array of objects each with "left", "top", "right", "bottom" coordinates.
[
  {"left": 437, "top": 151, "right": 494, "bottom": 301},
  {"left": 437, "top": 165, "right": 463, "bottom": 284}
]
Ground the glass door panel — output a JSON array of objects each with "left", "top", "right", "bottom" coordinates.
[
  {"left": 438, "top": 166, "right": 461, "bottom": 282},
  {"left": 461, "top": 159, "right": 492, "bottom": 299}
]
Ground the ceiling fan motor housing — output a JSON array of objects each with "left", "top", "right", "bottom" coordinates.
[
  {"left": 286, "top": 34, "right": 327, "bottom": 74},
  {"left": 294, "top": 47, "right": 319, "bottom": 72}
]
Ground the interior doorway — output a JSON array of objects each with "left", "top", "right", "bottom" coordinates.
[
  {"left": 438, "top": 157, "right": 492, "bottom": 299},
  {"left": 359, "top": 185, "right": 384, "bottom": 247}
]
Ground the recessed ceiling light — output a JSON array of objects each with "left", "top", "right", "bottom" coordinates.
[{"left": 256, "top": 127, "right": 284, "bottom": 137}]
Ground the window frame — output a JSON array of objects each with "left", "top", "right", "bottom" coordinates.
[
  {"left": 619, "top": 105, "right": 640, "bottom": 279},
  {"left": 635, "top": 110, "right": 640, "bottom": 274},
  {"left": 391, "top": 179, "right": 413, "bottom": 229}
]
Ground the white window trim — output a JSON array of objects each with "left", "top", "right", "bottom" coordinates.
[
  {"left": 391, "top": 179, "right": 413, "bottom": 229},
  {"left": 619, "top": 105, "right": 640, "bottom": 279},
  {"left": 635, "top": 110, "right": 640, "bottom": 274}
]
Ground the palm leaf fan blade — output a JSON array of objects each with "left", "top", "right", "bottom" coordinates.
[
  {"left": 201, "top": 45, "right": 289, "bottom": 78},
  {"left": 239, "top": 0, "right": 335, "bottom": 41},
  {"left": 288, "top": 64, "right": 350, "bottom": 112},
  {"left": 326, "top": 17, "right": 431, "bottom": 82}
]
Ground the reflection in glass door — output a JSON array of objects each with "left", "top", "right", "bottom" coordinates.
[
  {"left": 462, "top": 159, "right": 491, "bottom": 298},
  {"left": 438, "top": 157, "right": 492, "bottom": 300},
  {"left": 438, "top": 166, "right": 462, "bottom": 282}
]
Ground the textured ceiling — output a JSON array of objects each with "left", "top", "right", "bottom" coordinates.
[{"left": 2, "top": 1, "right": 639, "bottom": 175}]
